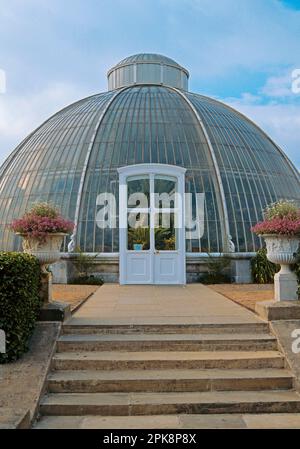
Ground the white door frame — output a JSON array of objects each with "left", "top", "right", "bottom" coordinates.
[{"left": 118, "top": 164, "right": 186, "bottom": 285}]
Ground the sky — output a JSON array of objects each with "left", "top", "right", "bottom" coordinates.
[{"left": 0, "top": 0, "right": 299, "bottom": 169}]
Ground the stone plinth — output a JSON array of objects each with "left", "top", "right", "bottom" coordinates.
[
  {"left": 274, "top": 271, "right": 298, "bottom": 301},
  {"left": 256, "top": 300, "right": 300, "bottom": 321},
  {"left": 38, "top": 301, "right": 71, "bottom": 322},
  {"left": 40, "top": 271, "right": 53, "bottom": 303}
]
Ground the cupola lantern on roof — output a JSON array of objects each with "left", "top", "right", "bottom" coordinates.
[{"left": 107, "top": 53, "right": 189, "bottom": 91}]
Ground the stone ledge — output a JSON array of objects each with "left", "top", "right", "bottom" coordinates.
[
  {"left": 0, "top": 409, "right": 30, "bottom": 429},
  {"left": 255, "top": 300, "right": 300, "bottom": 321},
  {"left": 38, "top": 301, "right": 71, "bottom": 322}
]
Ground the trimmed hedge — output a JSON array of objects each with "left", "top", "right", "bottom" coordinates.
[{"left": 0, "top": 252, "right": 41, "bottom": 363}]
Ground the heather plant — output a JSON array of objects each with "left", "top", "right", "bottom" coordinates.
[
  {"left": 9, "top": 202, "right": 74, "bottom": 242},
  {"left": 251, "top": 200, "right": 300, "bottom": 236}
]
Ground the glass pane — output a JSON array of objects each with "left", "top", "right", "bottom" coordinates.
[
  {"left": 137, "top": 63, "right": 161, "bottom": 84},
  {"left": 127, "top": 213, "right": 150, "bottom": 250},
  {"left": 154, "top": 212, "right": 177, "bottom": 250},
  {"left": 127, "top": 177, "right": 150, "bottom": 209},
  {"left": 154, "top": 177, "right": 176, "bottom": 209}
]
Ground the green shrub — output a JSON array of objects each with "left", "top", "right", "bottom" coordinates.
[
  {"left": 293, "top": 247, "right": 300, "bottom": 296},
  {"left": 200, "top": 253, "right": 231, "bottom": 284},
  {"left": 251, "top": 248, "right": 280, "bottom": 284},
  {"left": 73, "top": 247, "right": 99, "bottom": 278},
  {"left": 0, "top": 252, "right": 41, "bottom": 363},
  {"left": 201, "top": 272, "right": 231, "bottom": 284},
  {"left": 70, "top": 275, "right": 104, "bottom": 285}
]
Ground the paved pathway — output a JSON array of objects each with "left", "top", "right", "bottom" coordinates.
[{"left": 73, "top": 284, "right": 263, "bottom": 325}]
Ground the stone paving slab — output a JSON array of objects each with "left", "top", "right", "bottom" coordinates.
[
  {"left": 73, "top": 284, "right": 263, "bottom": 324},
  {"left": 34, "top": 412, "right": 300, "bottom": 429},
  {"left": 0, "top": 408, "right": 30, "bottom": 429}
]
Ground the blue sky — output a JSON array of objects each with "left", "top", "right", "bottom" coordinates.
[{"left": 0, "top": 0, "right": 299, "bottom": 168}]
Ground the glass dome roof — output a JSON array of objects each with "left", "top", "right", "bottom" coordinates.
[
  {"left": 0, "top": 54, "right": 299, "bottom": 254},
  {"left": 113, "top": 53, "right": 184, "bottom": 69}
]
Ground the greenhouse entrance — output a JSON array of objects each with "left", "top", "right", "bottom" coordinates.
[{"left": 118, "top": 164, "right": 186, "bottom": 285}]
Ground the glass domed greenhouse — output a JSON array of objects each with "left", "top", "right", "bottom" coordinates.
[{"left": 0, "top": 53, "right": 299, "bottom": 284}]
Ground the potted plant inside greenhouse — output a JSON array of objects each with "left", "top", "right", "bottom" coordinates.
[
  {"left": 10, "top": 202, "right": 74, "bottom": 306},
  {"left": 251, "top": 200, "right": 300, "bottom": 301},
  {"left": 128, "top": 227, "right": 150, "bottom": 251}
]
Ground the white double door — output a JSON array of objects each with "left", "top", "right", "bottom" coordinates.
[{"left": 118, "top": 164, "right": 186, "bottom": 285}]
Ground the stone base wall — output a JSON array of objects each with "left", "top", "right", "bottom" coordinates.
[{"left": 51, "top": 253, "right": 254, "bottom": 285}]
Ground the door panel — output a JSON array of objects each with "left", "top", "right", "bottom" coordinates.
[
  {"left": 126, "top": 252, "right": 152, "bottom": 284},
  {"left": 154, "top": 253, "right": 178, "bottom": 283}
]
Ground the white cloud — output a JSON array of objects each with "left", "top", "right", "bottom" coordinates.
[
  {"left": 0, "top": 82, "right": 89, "bottom": 164},
  {"left": 223, "top": 96, "right": 300, "bottom": 170},
  {"left": 260, "top": 71, "right": 296, "bottom": 98}
]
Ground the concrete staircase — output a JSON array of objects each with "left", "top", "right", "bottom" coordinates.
[{"left": 34, "top": 321, "right": 300, "bottom": 429}]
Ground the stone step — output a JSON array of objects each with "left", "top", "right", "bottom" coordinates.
[
  {"left": 33, "top": 413, "right": 300, "bottom": 429},
  {"left": 53, "top": 350, "right": 285, "bottom": 371},
  {"left": 57, "top": 333, "right": 278, "bottom": 352},
  {"left": 40, "top": 390, "right": 300, "bottom": 416},
  {"left": 62, "top": 322, "right": 270, "bottom": 335},
  {"left": 48, "top": 368, "right": 294, "bottom": 393}
]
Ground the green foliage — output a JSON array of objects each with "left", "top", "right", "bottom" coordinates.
[
  {"left": 71, "top": 247, "right": 103, "bottom": 285},
  {"left": 0, "top": 252, "right": 41, "bottom": 363},
  {"left": 128, "top": 227, "right": 150, "bottom": 247},
  {"left": 73, "top": 246, "right": 99, "bottom": 278},
  {"left": 264, "top": 200, "right": 299, "bottom": 220},
  {"left": 251, "top": 248, "right": 280, "bottom": 284},
  {"left": 201, "top": 253, "right": 231, "bottom": 284},
  {"left": 71, "top": 275, "right": 104, "bottom": 286},
  {"left": 127, "top": 226, "right": 175, "bottom": 250},
  {"left": 293, "top": 246, "right": 300, "bottom": 296},
  {"left": 155, "top": 227, "right": 175, "bottom": 250}
]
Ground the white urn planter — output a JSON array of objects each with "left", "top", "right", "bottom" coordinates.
[
  {"left": 20, "top": 232, "right": 66, "bottom": 272},
  {"left": 19, "top": 232, "right": 67, "bottom": 304},
  {"left": 263, "top": 234, "right": 300, "bottom": 301}
]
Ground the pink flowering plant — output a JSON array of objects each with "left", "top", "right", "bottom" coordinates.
[
  {"left": 251, "top": 200, "right": 300, "bottom": 236},
  {"left": 10, "top": 202, "right": 74, "bottom": 242}
]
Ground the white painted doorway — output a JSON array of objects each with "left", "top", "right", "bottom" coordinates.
[{"left": 118, "top": 164, "right": 186, "bottom": 285}]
